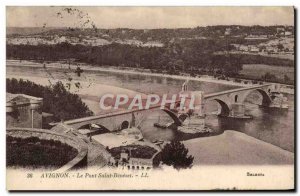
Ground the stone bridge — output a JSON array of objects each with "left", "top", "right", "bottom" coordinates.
[
  {"left": 203, "top": 84, "right": 275, "bottom": 117},
  {"left": 62, "top": 106, "right": 181, "bottom": 131},
  {"left": 62, "top": 84, "right": 275, "bottom": 131}
]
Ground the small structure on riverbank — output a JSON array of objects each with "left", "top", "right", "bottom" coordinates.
[
  {"left": 177, "top": 115, "right": 211, "bottom": 134},
  {"left": 6, "top": 93, "right": 43, "bottom": 128}
]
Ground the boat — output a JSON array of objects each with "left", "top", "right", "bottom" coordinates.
[
  {"left": 154, "top": 123, "right": 167, "bottom": 129},
  {"left": 225, "top": 114, "right": 253, "bottom": 120}
]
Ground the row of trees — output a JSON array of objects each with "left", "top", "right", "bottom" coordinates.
[
  {"left": 7, "top": 38, "right": 294, "bottom": 78},
  {"left": 7, "top": 41, "right": 244, "bottom": 77}
]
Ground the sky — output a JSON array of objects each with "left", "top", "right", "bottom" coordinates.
[{"left": 7, "top": 6, "right": 294, "bottom": 29}]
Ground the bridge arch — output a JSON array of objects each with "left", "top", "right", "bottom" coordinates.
[
  {"left": 241, "top": 88, "right": 272, "bottom": 106},
  {"left": 161, "top": 108, "right": 182, "bottom": 126},
  {"left": 210, "top": 99, "right": 230, "bottom": 117},
  {"left": 121, "top": 120, "right": 130, "bottom": 130},
  {"left": 178, "top": 113, "right": 189, "bottom": 122}
]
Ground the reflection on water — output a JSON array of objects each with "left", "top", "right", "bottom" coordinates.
[
  {"left": 7, "top": 64, "right": 294, "bottom": 152},
  {"left": 139, "top": 96, "right": 294, "bottom": 153},
  {"left": 206, "top": 99, "right": 294, "bottom": 152}
]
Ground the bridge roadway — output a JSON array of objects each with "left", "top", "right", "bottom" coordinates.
[
  {"left": 62, "top": 84, "right": 274, "bottom": 130},
  {"left": 63, "top": 103, "right": 170, "bottom": 126},
  {"left": 203, "top": 84, "right": 271, "bottom": 99}
]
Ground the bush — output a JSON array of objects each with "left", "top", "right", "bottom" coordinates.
[
  {"left": 7, "top": 136, "right": 78, "bottom": 169},
  {"left": 234, "top": 78, "right": 242, "bottom": 83},
  {"left": 284, "top": 74, "right": 290, "bottom": 82},
  {"left": 161, "top": 141, "right": 194, "bottom": 170},
  {"left": 261, "top": 72, "right": 277, "bottom": 82}
]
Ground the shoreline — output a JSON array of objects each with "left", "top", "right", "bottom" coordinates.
[
  {"left": 6, "top": 59, "right": 294, "bottom": 94},
  {"left": 183, "top": 130, "right": 294, "bottom": 165},
  {"left": 5, "top": 75, "right": 147, "bottom": 115},
  {"left": 6, "top": 59, "right": 245, "bottom": 87}
]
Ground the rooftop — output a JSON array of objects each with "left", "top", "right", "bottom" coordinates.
[{"left": 6, "top": 93, "right": 43, "bottom": 103}]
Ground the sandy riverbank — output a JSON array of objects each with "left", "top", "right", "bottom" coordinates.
[
  {"left": 7, "top": 59, "right": 248, "bottom": 87},
  {"left": 6, "top": 75, "right": 143, "bottom": 97},
  {"left": 7, "top": 59, "right": 294, "bottom": 94},
  {"left": 183, "top": 130, "right": 294, "bottom": 165},
  {"left": 6, "top": 75, "right": 146, "bottom": 115}
]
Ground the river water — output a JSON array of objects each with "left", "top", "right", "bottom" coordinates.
[{"left": 6, "top": 63, "right": 295, "bottom": 152}]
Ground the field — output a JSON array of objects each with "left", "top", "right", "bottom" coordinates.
[{"left": 240, "top": 64, "right": 294, "bottom": 83}]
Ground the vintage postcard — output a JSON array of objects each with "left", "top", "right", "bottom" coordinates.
[{"left": 6, "top": 6, "right": 295, "bottom": 191}]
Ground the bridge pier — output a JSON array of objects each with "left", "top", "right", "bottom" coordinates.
[
  {"left": 227, "top": 103, "right": 251, "bottom": 119},
  {"left": 207, "top": 102, "right": 250, "bottom": 119}
]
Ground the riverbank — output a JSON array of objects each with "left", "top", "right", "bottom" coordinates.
[
  {"left": 6, "top": 75, "right": 145, "bottom": 115},
  {"left": 183, "top": 130, "right": 294, "bottom": 165},
  {"left": 7, "top": 59, "right": 294, "bottom": 94},
  {"left": 6, "top": 59, "right": 247, "bottom": 87}
]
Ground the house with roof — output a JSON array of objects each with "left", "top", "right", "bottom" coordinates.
[{"left": 6, "top": 93, "right": 43, "bottom": 128}]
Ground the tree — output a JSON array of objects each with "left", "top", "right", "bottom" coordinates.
[
  {"left": 277, "top": 44, "right": 284, "bottom": 51},
  {"left": 161, "top": 140, "right": 194, "bottom": 170},
  {"left": 6, "top": 78, "right": 93, "bottom": 121},
  {"left": 284, "top": 74, "right": 290, "bottom": 82},
  {"left": 262, "top": 72, "right": 277, "bottom": 82}
]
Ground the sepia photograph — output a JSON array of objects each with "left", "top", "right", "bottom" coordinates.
[{"left": 5, "top": 5, "right": 295, "bottom": 191}]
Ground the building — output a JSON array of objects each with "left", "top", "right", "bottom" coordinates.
[
  {"left": 285, "top": 31, "right": 292, "bottom": 36},
  {"left": 6, "top": 93, "right": 43, "bottom": 128},
  {"left": 276, "top": 27, "right": 285, "bottom": 34},
  {"left": 249, "top": 46, "right": 260, "bottom": 53},
  {"left": 108, "top": 150, "right": 155, "bottom": 170},
  {"left": 107, "top": 146, "right": 161, "bottom": 170},
  {"left": 224, "top": 28, "right": 232, "bottom": 36},
  {"left": 239, "top": 45, "right": 249, "bottom": 52},
  {"left": 126, "top": 157, "right": 153, "bottom": 170}
]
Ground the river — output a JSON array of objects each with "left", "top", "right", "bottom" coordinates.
[{"left": 6, "top": 62, "right": 295, "bottom": 153}]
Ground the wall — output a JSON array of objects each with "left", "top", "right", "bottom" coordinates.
[
  {"left": 6, "top": 128, "right": 88, "bottom": 171},
  {"left": 6, "top": 103, "right": 42, "bottom": 129}
]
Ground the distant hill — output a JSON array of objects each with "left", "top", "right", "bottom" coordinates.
[
  {"left": 6, "top": 27, "right": 65, "bottom": 36},
  {"left": 7, "top": 25, "right": 294, "bottom": 39}
]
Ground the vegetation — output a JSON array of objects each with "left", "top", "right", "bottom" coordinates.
[
  {"left": 161, "top": 141, "right": 194, "bottom": 170},
  {"left": 261, "top": 72, "right": 277, "bottom": 82},
  {"left": 7, "top": 38, "right": 293, "bottom": 78},
  {"left": 240, "top": 64, "right": 294, "bottom": 85},
  {"left": 7, "top": 135, "right": 78, "bottom": 169},
  {"left": 6, "top": 42, "right": 241, "bottom": 77},
  {"left": 6, "top": 25, "right": 294, "bottom": 85},
  {"left": 6, "top": 78, "right": 93, "bottom": 121},
  {"left": 284, "top": 74, "right": 291, "bottom": 83}
]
